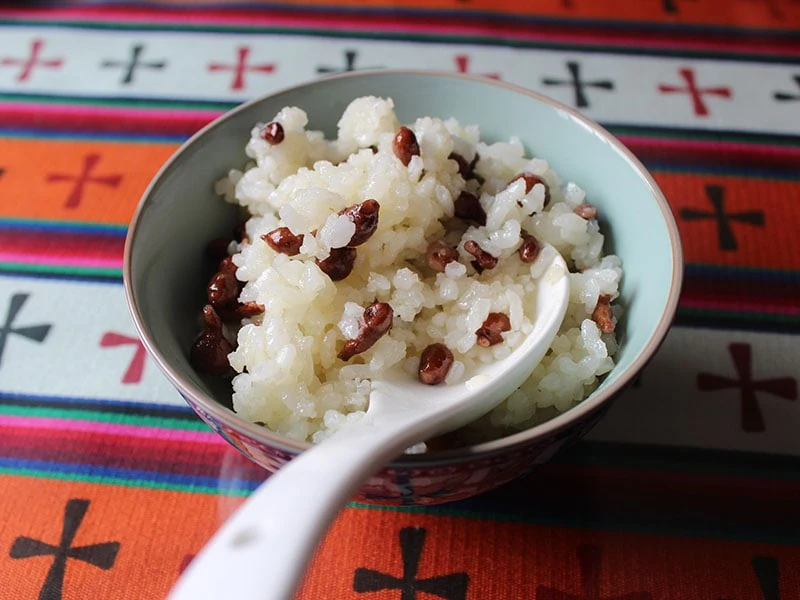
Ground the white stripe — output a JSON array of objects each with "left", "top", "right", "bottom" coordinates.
[
  {"left": 1, "top": 276, "right": 798, "bottom": 455},
  {"left": 1, "top": 27, "right": 799, "bottom": 135},
  {"left": 0, "top": 276, "right": 185, "bottom": 407},
  {"left": 588, "top": 326, "right": 800, "bottom": 456}
]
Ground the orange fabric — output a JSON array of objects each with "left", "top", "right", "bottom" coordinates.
[
  {"left": 2, "top": 475, "right": 799, "bottom": 600},
  {"left": 2, "top": 138, "right": 797, "bottom": 271},
  {"left": 0, "top": 139, "right": 176, "bottom": 225},
  {"left": 655, "top": 172, "right": 800, "bottom": 270}
]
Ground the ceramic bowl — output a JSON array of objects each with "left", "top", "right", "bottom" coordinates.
[{"left": 124, "top": 70, "right": 682, "bottom": 506}]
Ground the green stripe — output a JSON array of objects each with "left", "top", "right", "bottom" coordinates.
[
  {"left": 0, "top": 403, "right": 207, "bottom": 430},
  {"left": 0, "top": 467, "right": 251, "bottom": 496},
  {"left": 0, "top": 217, "right": 128, "bottom": 234},
  {"left": 686, "top": 263, "right": 800, "bottom": 279},
  {"left": 0, "top": 91, "right": 235, "bottom": 112},
  {"left": 0, "top": 262, "right": 122, "bottom": 279}
]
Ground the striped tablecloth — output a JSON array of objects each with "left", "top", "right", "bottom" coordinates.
[{"left": 0, "top": 1, "right": 798, "bottom": 598}]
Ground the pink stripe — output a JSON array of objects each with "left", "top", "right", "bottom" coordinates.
[
  {"left": 681, "top": 298, "right": 800, "bottom": 316},
  {"left": 6, "top": 8, "right": 799, "bottom": 57},
  {"left": 0, "top": 252, "right": 122, "bottom": 269},
  {"left": 0, "top": 414, "right": 228, "bottom": 444},
  {"left": 618, "top": 135, "right": 800, "bottom": 158},
  {"left": 0, "top": 101, "right": 221, "bottom": 124}
]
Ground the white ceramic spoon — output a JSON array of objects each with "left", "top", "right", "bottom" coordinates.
[{"left": 168, "top": 248, "right": 570, "bottom": 600}]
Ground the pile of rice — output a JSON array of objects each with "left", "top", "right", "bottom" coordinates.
[{"left": 211, "top": 96, "right": 622, "bottom": 446}]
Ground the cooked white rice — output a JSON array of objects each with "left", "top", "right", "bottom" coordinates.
[{"left": 213, "top": 96, "right": 622, "bottom": 446}]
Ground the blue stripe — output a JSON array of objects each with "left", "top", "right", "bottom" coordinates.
[
  {"left": 0, "top": 270, "right": 122, "bottom": 284},
  {"left": 0, "top": 456, "right": 261, "bottom": 490},
  {"left": 0, "top": 390, "right": 194, "bottom": 415},
  {"left": 0, "top": 222, "right": 126, "bottom": 235},
  {"left": 685, "top": 264, "right": 800, "bottom": 282},
  {"left": 0, "top": 218, "right": 128, "bottom": 236},
  {"left": 0, "top": 127, "right": 188, "bottom": 144}
]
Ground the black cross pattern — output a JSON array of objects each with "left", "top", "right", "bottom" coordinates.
[
  {"left": 10, "top": 499, "right": 120, "bottom": 600},
  {"left": 679, "top": 185, "right": 764, "bottom": 251},
  {"left": 774, "top": 75, "right": 800, "bottom": 102},
  {"left": 697, "top": 343, "right": 796, "bottom": 433},
  {"left": 101, "top": 44, "right": 166, "bottom": 85},
  {"left": 750, "top": 556, "right": 780, "bottom": 600},
  {"left": 0, "top": 293, "right": 51, "bottom": 368},
  {"left": 542, "top": 61, "right": 615, "bottom": 109},
  {"left": 720, "top": 556, "right": 781, "bottom": 600},
  {"left": 317, "top": 49, "right": 382, "bottom": 75},
  {"left": 661, "top": 0, "right": 697, "bottom": 13},
  {"left": 537, "top": 545, "right": 652, "bottom": 600},
  {"left": 353, "top": 527, "right": 468, "bottom": 600}
]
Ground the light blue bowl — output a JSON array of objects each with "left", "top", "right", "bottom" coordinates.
[{"left": 124, "top": 71, "right": 683, "bottom": 505}]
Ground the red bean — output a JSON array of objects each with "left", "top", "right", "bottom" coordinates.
[
  {"left": 219, "top": 301, "right": 265, "bottom": 321},
  {"left": 338, "top": 302, "right": 394, "bottom": 361},
  {"left": 454, "top": 191, "right": 486, "bottom": 226},
  {"left": 316, "top": 247, "right": 357, "bottom": 281},
  {"left": 207, "top": 256, "right": 240, "bottom": 308},
  {"left": 448, "top": 152, "right": 470, "bottom": 179},
  {"left": 469, "top": 153, "right": 484, "bottom": 184},
  {"left": 518, "top": 230, "right": 542, "bottom": 263},
  {"left": 426, "top": 240, "right": 459, "bottom": 273},
  {"left": 463, "top": 240, "right": 498, "bottom": 273},
  {"left": 262, "top": 227, "right": 304, "bottom": 256},
  {"left": 190, "top": 305, "right": 234, "bottom": 375},
  {"left": 339, "top": 199, "right": 380, "bottom": 246},
  {"left": 511, "top": 172, "right": 551, "bottom": 208},
  {"left": 262, "top": 121, "right": 285, "bottom": 145},
  {"left": 574, "top": 203, "right": 598, "bottom": 220},
  {"left": 592, "top": 294, "right": 615, "bottom": 334},
  {"left": 475, "top": 312, "right": 511, "bottom": 347},
  {"left": 418, "top": 343, "right": 454, "bottom": 385},
  {"left": 393, "top": 126, "right": 420, "bottom": 166}
]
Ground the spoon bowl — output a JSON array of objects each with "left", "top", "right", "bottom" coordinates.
[{"left": 167, "top": 247, "right": 570, "bottom": 600}]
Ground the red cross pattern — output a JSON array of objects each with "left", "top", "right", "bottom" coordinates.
[
  {"left": 454, "top": 55, "right": 500, "bottom": 80},
  {"left": 0, "top": 39, "right": 64, "bottom": 83},
  {"left": 46, "top": 154, "right": 123, "bottom": 209},
  {"left": 208, "top": 46, "right": 276, "bottom": 91},
  {"left": 658, "top": 67, "right": 732, "bottom": 117},
  {"left": 100, "top": 332, "right": 147, "bottom": 384}
]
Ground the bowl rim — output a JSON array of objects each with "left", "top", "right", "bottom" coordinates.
[{"left": 123, "top": 69, "right": 684, "bottom": 464}]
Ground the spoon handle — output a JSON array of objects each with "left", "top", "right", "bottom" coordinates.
[{"left": 167, "top": 402, "right": 427, "bottom": 600}]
